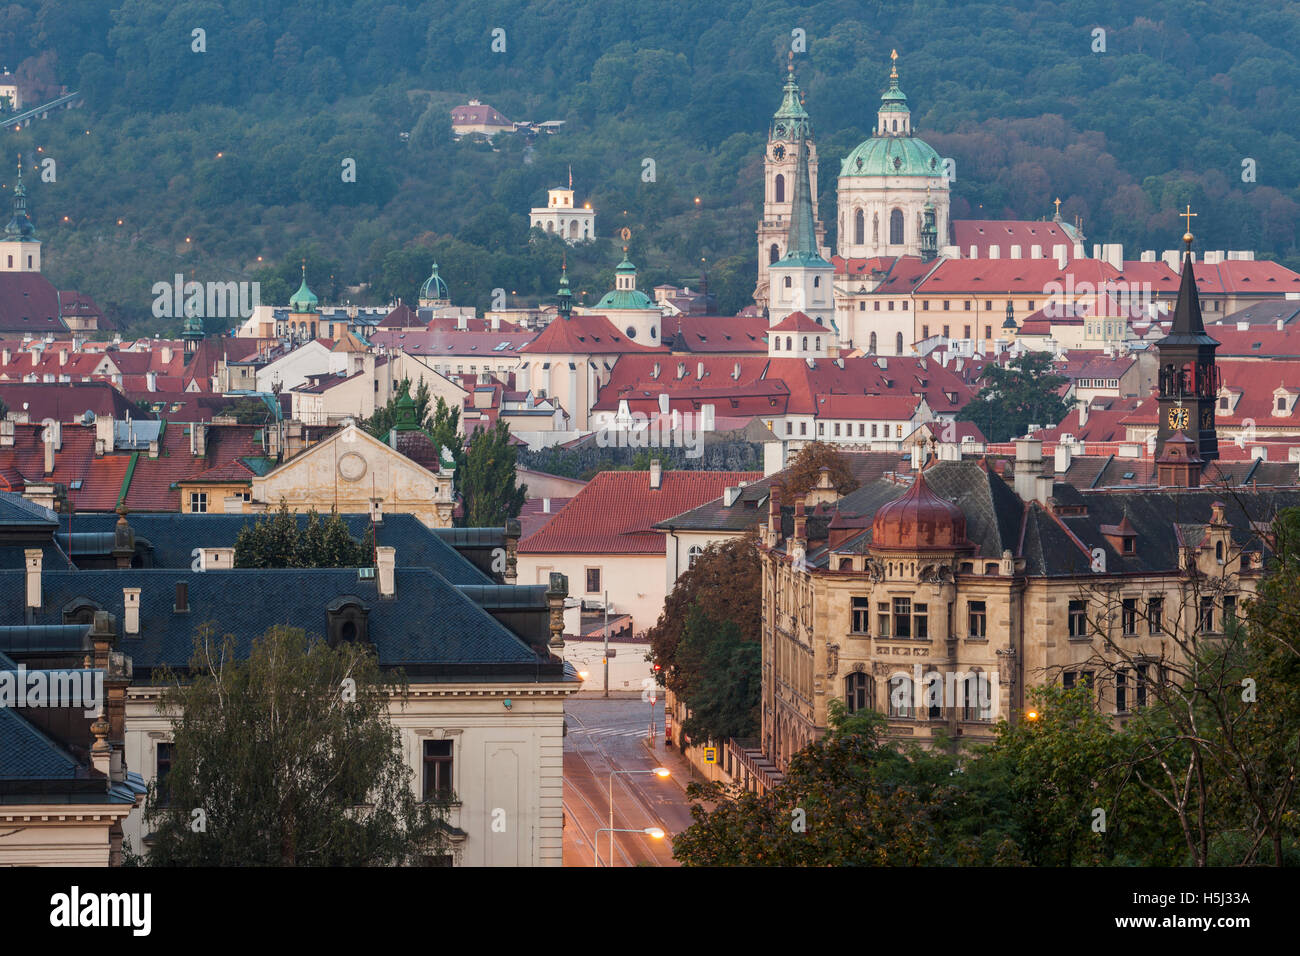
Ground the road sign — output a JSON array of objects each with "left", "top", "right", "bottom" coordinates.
[{"left": 703, "top": 746, "right": 718, "bottom": 764}]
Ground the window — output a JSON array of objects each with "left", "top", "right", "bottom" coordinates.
[
  {"left": 896, "top": 332, "right": 903, "bottom": 354},
  {"left": 687, "top": 545, "right": 704, "bottom": 569},
  {"left": 923, "top": 300, "right": 930, "bottom": 310},
  {"left": 963, "top": 672, "right": 993, "bottom": 721},
  {"left": 892, "top": 598, "right": 912, "bottom": 638},
  {"left": 775, "top": 174, "right": 785, "bottom": 203},
  {"left": 984, "top": 325, "right": 991, "bottom": 339},
  {"left": 964, "top": 302, "right": 971, "bottom": 312},
  {"left": 834, "top": 423, "right": 841, "bottom": 436},
  {"left": 1115, "top": 671, "right": 1129, "bottom": 713},
  {"left": 1121, "top": 598, "right": 1137, "bottom": 636},
  {"left": 800, "top": 422, "right": 807, "bottom": 435},
  {"left": 922, "top": 325, "right": 930, "bottom": 338},
  {"left": 874, "top": 301, "right": 881, "bottom": 311},
  {"left": 888, "top": 674, "right": 912, "bottom": 718},
  {"left": 769, "top": 244, "right": 780, "bottom": 264},
  {"left": 1148, "top": 597, "right": 1163, "bottom": 634},
  {"left": 859, "top": 301, "right": 866, "bottom": 311},
  {"left": 854, "top": 208, "right": 864, "bottom": 245},
  {"left": 877, "top": 602, "right": 891, "bottom": 637},
  {"left": 963, "top": 324, "right": 971, "bottom": 338},
  {"left": 914, "top": 602, "right": 929, "bottom": 639},
  {"left": 1279, "top": 396, "right": 1288, "bottom": 411},
  {"left": 1215, "top": 541, "right": 1224, "bottom": 563},
  {"left": 784, "top": 276, "right": 792, "bottom": 288},
  {"left": 585, "top": 568, "right": 601, "bottom": 594},
  {"left": 1135, "top": 664, "right": 1150, "bottom": 708},
  {"left": 1068, "top": 599, "right": 1087, "bottom": 638},
  {"left": 871, "top": 424, "right": 878, "bottom": 437},
  {"left": 1220, "top": 396, "right": 1229, "bottom": 410},
  {"left": 851, "top": 597, "right": 871, "bottom": 634},
  {"left": 968, "top": 600, "right": 986, "bottom": 639},
  {"left": 423, "top": 740, "right": 454, "bottom": 799},
  {"left": 1063, "top": 670, "right": 1094, "bottom": 691},
  {"left": 943, "top": 301, "right": 950, "bottom": 311},
  {"left": 156, "top": 742, "right": 173, "bottom": 806},
  {"left": 189, "top": 492, "right": 208, "bottom": 513},
  {"left": 889, "top": 208, "right": 904, "bottom": 245},
  {"left": 869, "top": 332, "right": 877, "bottom": 352},
  {"left": 942, "top": 325, "right": 950, "bottom": 337},
  {"left": 1223, "top": 595, "right": 1237, "bottom": 628},
  {"left": 888, "top": 300, "right": 895, "bottom": 311},
  {"left": 786, "top": 421, "right": 793, "bottom": 434},
  {"left": 1199, "top": 596, "right": 1214, "bottom": 633},
  {"left": 895, "top": 424, "right": 902, "bottom": 438},
  {"left": 858, "top": 424, "right": 865, "bottom": 436},
  {"left": 846, "top": 672, "right": 872, "bottom": 713}
]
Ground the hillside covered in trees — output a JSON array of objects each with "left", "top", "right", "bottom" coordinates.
[{"left": 3, "top": 0, "right": 1297, "bottom": 333}]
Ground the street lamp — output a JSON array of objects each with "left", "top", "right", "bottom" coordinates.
[
  {"left": 606, "top": 767, "right": 670, "bottom": 866},
  {"left": 594, "top": 826, "right": 665, "bottom": 866}
]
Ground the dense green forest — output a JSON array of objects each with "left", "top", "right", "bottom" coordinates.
[{"left": 2, "top": 0, "right": 1297, "bottom": 335}]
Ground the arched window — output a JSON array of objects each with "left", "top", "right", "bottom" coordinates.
[
  {"left": 854, "top": 208, "right": 865, "bottom": 245},
  {"left": 963, "top": 671, "right": 993, "bottom": 721},
  {"left": 813, "top": 276, "right": 820, "bottom": 287},
  {"left": 892, "top": 119, "right": 898, "bottom": 132},
  {"left": 802, "top": 337, "right": 808, "bottom": 350},
  {"left": 774, "top": 173, "right": 785, "bottom": 203},
  {"left": 1215, "top": 541, "right": 1224, "bottom": 563},
  {"left": 815, "top": 337, "right": 821, "bottom": 350},
  {"left": 896, "top": 332, "right": 904, "bottom": 354},
  {"left": 888, "top": 674, "right": 912, "bottom": 718},
  {"left": 785, "top": 336, "right": 792, "bottom": 350},
  {"left": 769, "top": 244, "right": 780, "bottom": 264},
  {"left": 687, "top": 545, "right": 704, "bottom": 569},
  {"left": 873, "top": 213, "right": 879, "bottom": 243},
  {"left": 869, "top": 332, "right": 877, "bottom": 352},
  {"left": 890, "top": 208, "right": 904, "bottom": 245},
  {"left": 784, "top": 276, "right": 792, "bottom": 288},
  {"left": 846, "top": 672, "right": 873, "bottom": 713}
]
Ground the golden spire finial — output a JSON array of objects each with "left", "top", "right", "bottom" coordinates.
[
  {"left": 1053, "top": 197, "right": 1061, "bottom": 216},
  {"left": 1180, "top": 204, "right": 1197, "bottom": 247},
  {"left": 890, "top": 49, "right": 898, "bottom": 80}
]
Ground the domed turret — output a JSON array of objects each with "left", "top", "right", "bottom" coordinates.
[
  {"left": 419, "top": 262, "right": 449, "bottom": 306},
  {"left": 4, "top": 155, "right": 35, "bottom": 241},
  {"left": 871, "top": 470, "right": 967, "bottom": 550},
  {"left": 289, "top": 263, "right": 318, "bottom": 314}
]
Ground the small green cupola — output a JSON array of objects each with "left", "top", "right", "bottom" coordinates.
[
  {"left": 556, "top": 263, "right": 574, "bottom": 319},
  {"left": 877, "top": 50, "right": 913, "bottom": 135},
  {"left": 4, "top": 154, "right": 36, "bottom": 241},
  {"left": 289, "top": 262, "right": 318, "bottom": 314},
  {"left": 419, "top": 262, "right": 449, "bottom": 305},
  {"left": 771, "top": 53, "right": 812, "bottom": 142},
  {"left": 182, "top": 311, "right": 204, "bottom": 355},
  {"left": 389, "top": 382, "right": 418, "bottom": 434}
]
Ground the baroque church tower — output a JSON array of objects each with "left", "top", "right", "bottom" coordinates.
[
  {"left": 767, "top": 124, "right": 834, "bottom": 329},
  {"left": 837, "top": 51, "right": 949, "bottom": 260},
  {"left": 755, "top": 56, "right": 826, "bottom": 312}
]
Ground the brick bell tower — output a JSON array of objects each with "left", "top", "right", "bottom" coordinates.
[{"left": 1155, "top": 210, "right": 1219, "bottom": 464}]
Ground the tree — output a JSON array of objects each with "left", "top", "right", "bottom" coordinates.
[
  {"left": 647, "top": 534, "right": 761, "bottom": 697},
  {"left": 674, "top": 606, "right": 761, "bottom": 743},
  {"left": 957, "top": 352, "right": 1071, "bottom": 443},
  {"left": 234, "top": 502, "right": 374, "bottom": 569},
  {"left": 143, "top": 624, "right": 453, "bottom": 865},
  {"left": 459, "top": 419, "right": 526, "bottom": 526},
  {"left": 773, "top": 441, "right": 860, "bottom": 498}
]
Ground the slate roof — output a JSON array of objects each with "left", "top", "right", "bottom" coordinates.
[
  {"left": 0, "top": 566, "right": 557, "bottom": 679},
  {"left": 0, "top": 706, "right": 83, "bottom": 781}
]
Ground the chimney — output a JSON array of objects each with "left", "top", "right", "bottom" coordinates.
[
  {"left": 43, "top": 425, "right": 55, "bottom": 475},
  {"left": 174, "top": 581, "right": 189, "bottom": 613},
  {"left": 1035, "top": 474, "right": 1053, "bottom": 506},
  {"left": 1013, "top": 438, "right": 1043, "bottom": 501},
  {"left": 59, "top": 349, "right": 68, "bottom": 366},
  {"left": 793, "top": 499, "right": 807, "bottom": 547},
  {"left": 1054, "top": 443, "right": 1072, "bottom": 474},
  {"left": 1054, "top": 244, "right": 1068, "bottom": 268},
  {"left": 30, "top": 350, "right": 38, "bottom": 366},
  {"left": 190, "top": 422, "right": 208, "bottom": 457},
  {"left": 1079, "top": 402, "right": 1090, "bottom": 429},
  {"left": 25, "top": 548, "right": 41, "bottom": 609},
  {"left": 724, "top": 486, "right": 741, "bottom": 507},
  {"left": 1, "top": 348, "right": 9, "bottom": 364},
  {"left": 543, "top": 497, "right": 551, "bottom": 513},
  {"left": 767, "top": 487, "right": 782, "bottom": 541},
  {"left": 369, "top": 497, "right": 383, "bottom": 525},
  {"left": 649, "top": 459, "right": 662, "bottom": 490},
  {"left": 161, "top": 346, "right": 173, "bottom": 364},
  {"left": 199, "top": 547, "right": 235, "bottom": 571},
  {"left": 376, "top": 545, "right": 396, "bottom": 598},
  {"left": 123, "top": 587, "right": 141, "bottom": 636},
  {"left": 456, "top": 314, "right": 468, "bottom": 331},
  {"left": 96, "top": 415, "right": 114, "bottom": 454},
  {"left": 146, "top": 370, "right": 157, "bottom": 392}
]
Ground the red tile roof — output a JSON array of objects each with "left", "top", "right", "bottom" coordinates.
[
  {"left": 769, "top": 311, "right": 827, "bottom": 333},
  {"left": 663, "top": 314, "right": 768, "bottom": 352},
  {"left": 950, "top": 220, "right": 1078, "bottom": 257},
  {"left": 519, "top": 470, "right": 761, "bottom": 554},
  {"left": 0, "top": 273, "right": 64, "bottom": 333},
  {"left": 520, "top": 314, "right": 667, "bottom": 355},
  {"left": 917, "top": 257, "right": 1120, "bottom": 295},
  {"left": 0, "top": 424, "right": 129, "bottom": 510}
]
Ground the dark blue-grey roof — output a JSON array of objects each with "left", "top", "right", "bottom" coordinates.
[
  {"left": 0, "top": 492, "right": 58, "bottom": 528},
  {"left": 0, "top": 706, "right": 82, "bottom": 781},
  {"left": 68, "top": 512, "right": 494, "bottom": 586},
  {"left": 0, "top": 567, "right": 561, "bottom": 679}
]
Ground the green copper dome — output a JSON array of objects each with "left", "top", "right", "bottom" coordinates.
[
  {"left": 595, "top": 288, "right": 656, "bottom": 311},
  {"left": 420, "top": 262, "right": 449, "bottom": 301},
  {"left": 4, "top": 156, "right": 35, "bottom": 240},
  {"left": 840, "top": 135, "right": 942, "bottom": 178},
  {"left": 289, "top": 265, "right": 318, "bottom": 313}
]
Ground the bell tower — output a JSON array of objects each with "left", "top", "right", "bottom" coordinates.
[
  {"left": 755, "top": 55, "right": 826, "bottom": 312},
  {"left": 1155, "top": 211, "right": 1219, "bottom": 464}
]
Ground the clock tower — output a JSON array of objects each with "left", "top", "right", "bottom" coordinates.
[
  {"left": 1155, "top": 218, "right": 1219, "bottom": 466},
  {"left": 756, "top": 56, "right": 826, "bottom": 312}
]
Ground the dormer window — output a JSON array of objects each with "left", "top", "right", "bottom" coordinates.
[{"left": 327, "top": 597, "right": 370, "bottom": 646}]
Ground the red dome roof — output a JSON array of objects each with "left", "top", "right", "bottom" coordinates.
[{"left": 871, "top": 471, "right": 967, "bottom": 550}]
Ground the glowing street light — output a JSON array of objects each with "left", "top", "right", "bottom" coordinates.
[{"left": 605, "top": 767, "right": 671, "bottom": 866}]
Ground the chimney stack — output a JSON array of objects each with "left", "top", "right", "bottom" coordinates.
[
  {"left": 376, "top": 546, "right": 396, "bottom": 598},
  {"left": 123, "top": 588, "right": 141, "bottom": 636},
  {"left": 1013, "top": 438, "right": 1043, "bottom": 502},
  {"left": 190, "top": 422, "right": 207, "bottom": 457},
  {"left": 649, "top": 459, "right": 662, "bottom": 490},
  {"left": 25, "top": 548, "right": 41, "bottom": 610},
  {"left": 96, "top": 415, "right": 114, "bottom": 454}
]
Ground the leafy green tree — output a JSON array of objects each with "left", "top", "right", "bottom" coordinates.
[
  {"left": 674, "top": 606, "right": 761, "bottom": 743},
  {"left": 958, "top": 352, "right": 1071, "bottom": 443},
  {"left": 234, "top": 502, "right": 374, "bottom": 568},
  {"left": 459, "top": 419, "right": 526, "bottom": 526},
  {"left": 774, "top": 440, "right": 860, "bottom": 498},
  {"left": 144, "top": 624, "right": 453, "bottom": 865}
]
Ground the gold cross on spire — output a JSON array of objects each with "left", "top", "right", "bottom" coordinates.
[
  {"left": 1053, "top": 197, "right": 1061, "bottom": 216},
  {"left": 1180, "top": 204, "right": 1196, "bottom": 246},
  {"left": 890, "top": 49, "right": 898, "bottom": 80}
]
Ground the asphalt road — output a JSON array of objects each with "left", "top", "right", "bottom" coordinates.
[{"left": 562, "top": 697, "right": 696, "bottom": 867}]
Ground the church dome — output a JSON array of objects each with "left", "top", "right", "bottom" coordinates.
[
  {"left": 420, "top": 262, "right": 449, "bottom": 301},
  {"left": 841, "top": 135, "right": 942, "bottom": 179},
  {"left": 595, "top": 254, "right": 657, "bottom": 311},
  {"left": 289, "top": 266, "right": 318, "bottom": 313},
  {"left": 871, "top": 470, "right": 967, "bottom": 550}
]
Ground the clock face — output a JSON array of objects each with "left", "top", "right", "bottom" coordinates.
[
  {"left": 1168, "top": 407, "right": 1189, "bottom": 431},
  {"left": 771, "top": 143, "right": 786, "bottom": 161}
]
